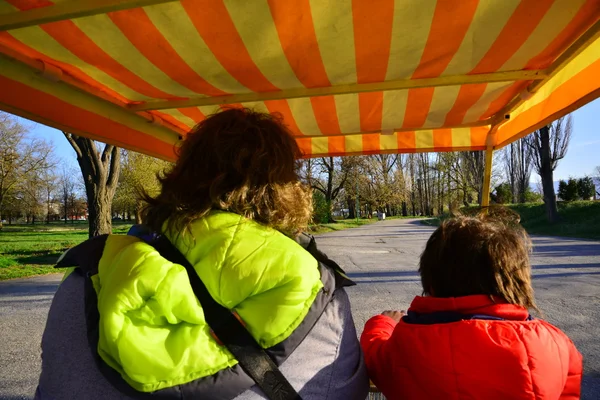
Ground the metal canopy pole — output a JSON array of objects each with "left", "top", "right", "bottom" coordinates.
[{"left": 481, "top": 148, "right": 493, "bottom": 207}]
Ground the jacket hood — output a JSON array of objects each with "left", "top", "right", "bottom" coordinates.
[
  {"left": 92, "top": 211, "right": 322, "bottom": 392},
  {"left": 408, "top": 295, "right": 530, "bottom": 320}
]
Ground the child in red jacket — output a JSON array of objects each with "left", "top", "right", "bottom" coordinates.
[{"left": 361, "top": 209, "right": 582, "bottom": 400}]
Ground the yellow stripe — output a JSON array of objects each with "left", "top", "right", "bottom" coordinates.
[
  {"left": 224, "top": 0, "right": 302, "bottom": 90},
  {"left": 345, "top": 135, "right": 363, "bottom": 154},
  {"left": 502, "top": 0, "right": 587, "bottom": 71},
  {"left": 444, "top": 1, "right": 519, "bottom": 74},
  {"left": 243, "top": 101, "right": 270, "bottom": 114},
  {"left": 288, "top": 98, "right": 321, "bottom": 135},
  {"left": 380, "top": 132, "right": 399, "bottom": 151},
  {"left": 0, "top": 54, "right": 176, "bottom": 144},
  {"left": 145, "top": 2, "right": 251, "bottom": 94},
  {"left": 73, "top": 14, "right": 199, "bottom": 98},
  {"left": 198, "top": 105, "right": 223, "bottom": 118},
  {"left": 386, "top": 0, "right": 436, "bottom": 80},
  {"left": 425, "top": 86, "right": 461, "bottom": 127},
  {"left": 463, "top": 82, "right": 512, "bottom": 122},
  {"left": 311, "top": 137, "right": 328, "bottom": 156},
  {"left": 310, "top": 0, "right": 357, "bottom": 85},
  {"left": 415, "top": 130, "right": 434, "bottom": 149},
  {"left": 7, "top": 26, "right": 149, "bottom": 101},
  {"left": 382, "top": 90, "right": 408, "bottom": 131},
  {"left": 513, "top": 36, "right": 600, "bottom": 115},
  {"left": 451, "top": 128, "right": 472, "bottom": 148},
  {"left": 334, "top": 93, "right": 361, "bottom": 133},
  {"left": 159, "top": 109, "right": 196, "bottom": 128}
]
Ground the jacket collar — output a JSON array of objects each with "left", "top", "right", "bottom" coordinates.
[{"left": 409, "top": 295, "right": 530, "bottom": 321}]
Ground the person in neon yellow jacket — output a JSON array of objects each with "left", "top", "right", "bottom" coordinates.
[{"left": 35, "top": 108, "right": 368, "bottom": 400}]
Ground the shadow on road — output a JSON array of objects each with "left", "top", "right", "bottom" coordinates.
[
  {"left": 0, "top": 280, "right": 60, "bottom": 297},
  {"left": 533, "top": 263, "right": 600, "bottom": 270}
]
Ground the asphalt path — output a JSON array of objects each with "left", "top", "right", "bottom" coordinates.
[{"left": 1, "top": 218, "right": 599, "bottom": 399}]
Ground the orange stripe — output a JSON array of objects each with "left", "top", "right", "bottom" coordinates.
[
  {"left": 498, "top": 57, "right": 600, "bottom": 145},
  {"left": 264, "top": 100, "right": 302, "bottom": 136},
  {"left": 362, "top": 134, "right": 381, "bottom": 154},
  {"left": 296, "top": 137, "right": 313, "bottom": 156},
  {"left": 220, "top": 103, "right": 245, "bottom": 110},
  {"left": 358, "top": 92, "right": 384, "bottom": 132},
  {"left": 268, "top": 0, "right": 330, "bottom": 88},
  {"left": 470, "top": 126, "right": 488, "bottom": 150},
  {"left": 268, "top": 1, "right": 341, "bottom": 136},
  {"left": 403, "top": 87, "right": 435, "bottom": 129},
  {"left": 42, "top": 22, "right": 176, "bottom": 98},
  {"left": 413, "top": 0, "right": 479, "bottom": 79},
  {"left": 153, "top": 111, "right": 191, "bottom": 132},
  {"left": 0, "top": 33, "right": 133, "bottom": 105},
  {"left": 403, "top": 0, "right": 478, "bottom": 129},
  {"left": 0, "top": 74, "right": 175, "bottom": 160},
  {"left": 526, "top": 0, "right": 600, "bottom": 69},
  {"left": 472, "top": 1, "right": 554, "bottom": 74},
  {"left": 109, "top": 9, "right": 227, "bottom": 97},
  {"left": 6, "top": 0, "right": 178, "bottom": 101},
  {"left": 328, "top": 136, "right": 345, "bottom": 155},
  {"left": 353, "top": 0, "right": 394, "bottom": 135},
  {"left": 397, "top": 131, "right": 416, "bottom": 152},
  {"left": 182, "top": 0, "right": 278, "bottom": 93},
  {"left": 353, "top": 0, "right": 394, "bottom": 84},
  {"left": 178, "top": 107, "right": 205, "bottom": 124},
  {"left": 443, "top": 84, "right": 487, "bottom": 125},
  {"left": 481, "top": 81, "right": 529, "bottom": 119},
  {"left": 5, "top": 0, "right": 49, "bottom": 11},
  {"left": 433, "top": 128, "right": 452, "bottom": 150},
  {"left": 310, "top": 96, "right": 341, "bottom": 134},
  {"left": 445, "top": 1, "right": 553, "bottom": 125}
]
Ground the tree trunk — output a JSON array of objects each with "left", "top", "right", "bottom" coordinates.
[
  {"left": 64, "top": 133, "right": 120, "bottom": 238},
  {"left": 87, "top": 187, "right": 113, "bottom": 237},
  {"left": 347, "top": 196, "right": 355, "bottom": 219},
  {"left": 538, "top": 126, "right": 559, "bottom": 223}
]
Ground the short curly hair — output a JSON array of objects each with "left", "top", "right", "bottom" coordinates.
[
  {"left": 419, "top": 208, "right": 538, "bottom": 311},
  {"left": 142, "top": 108, "right": 312, "bottom": 237}
]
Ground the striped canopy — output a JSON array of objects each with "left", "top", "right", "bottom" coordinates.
[{"left": 0, "top": 0, "right": 599, "bottom": 161}]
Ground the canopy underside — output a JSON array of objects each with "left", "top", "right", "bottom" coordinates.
[{"left": 0, "top": 0, "right": 599, "bottom": 160}]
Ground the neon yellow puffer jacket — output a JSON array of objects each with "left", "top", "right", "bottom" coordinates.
[{"left": 90, "top": 211, "right": 322, "bottom": 393}]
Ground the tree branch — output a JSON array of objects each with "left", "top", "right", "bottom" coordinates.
[
  {"left": 106, "top": 145, "right": 120, "bottom": 189},
  {"left": 63, "top": 132, "right": 83, "bottom": 159}
]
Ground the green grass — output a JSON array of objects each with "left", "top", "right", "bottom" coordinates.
[
  {"left": 0, "top": 222, "right": 132, "bottom": 281},
  {"left": 308, "top": 218, "right": 377, "bottom": 234},
  {"left": 420, "top": 201, "right": 600, "bottom": 240},
  {"left": 1, "top": 218, "right": 377, "bottom": 280}
]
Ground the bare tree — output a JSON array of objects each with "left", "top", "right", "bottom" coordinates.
[
  {"left": 41, "top": 170, "right": 57, "bottom": 224},
  {"left": 0, "top": 113, "right": 53, "bottom": 228},
  {"left": 300, "top": 157, "right": 353, "bottom": 222},
  {"left": 59, "top": 167, "right": 76, "bottom": 223},
  {"left": 63, "top": 133, "right": 120, "bottom": 237},
  {"left": 528, "top": 116, "right": 573, "bottom": 222},
  {"left": 461, "top": 151, "right": 485, "bottom": 204},
  {"left": 505, "top": 137, "right": 534, "bottom": 203}
]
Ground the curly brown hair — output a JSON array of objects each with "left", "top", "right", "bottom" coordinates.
[
  {"left": 142, "top": 108, "right": 312, "bottom": 237},
  {"left": 419, "top": 208, "right": 538, "bottom": 311}
]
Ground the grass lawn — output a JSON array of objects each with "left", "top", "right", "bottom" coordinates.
[
  {"left": 421, "top": 201, "right": 600, "bottom": 240},
  {"left": 308, "top": 218, "right": 377, "bottom": 234},
  {"left": 0, "top": 222, "right": 132, "bottom": 281},
  {"left": 1, "top": 218, "right": 380, "bottom": 280}
]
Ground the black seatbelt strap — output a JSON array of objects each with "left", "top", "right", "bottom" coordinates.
[{"left": 147, "top": 234, "right": 301, "bottom": 400}]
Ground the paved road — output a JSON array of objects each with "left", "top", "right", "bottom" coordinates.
[{"left": 1, "top": 219, "right": 599, "bottom": 399}]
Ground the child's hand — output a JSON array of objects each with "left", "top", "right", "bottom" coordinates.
[{"left": 381, "top": 310, "right": 405, "bottom": 322}]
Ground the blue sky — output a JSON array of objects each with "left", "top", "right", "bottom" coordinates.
[{"left": 16, "top": 98, "right": 600, "bottom": 180}]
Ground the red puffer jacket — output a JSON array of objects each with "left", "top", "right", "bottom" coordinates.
[{"left": 361, "top": 295, "right": 582, "bottom": 400}]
